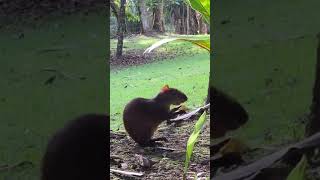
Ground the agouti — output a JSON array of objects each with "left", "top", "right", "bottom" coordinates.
[
  {"left": 123, "top": 85, "right": 188, "bottom": 146},
  {"left": 210, "top": 86, "right": 248, "bottom": 138},
  {"left": 41, "top": 114, "right": 107, "bottom": 180}
]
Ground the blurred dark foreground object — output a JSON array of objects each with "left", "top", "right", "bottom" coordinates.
[
  {"left": 41, "top": 114, "right": 108, "bottom": 180},
  {"left": 210, "top": 86, "right": 249, "bottom": 138}
]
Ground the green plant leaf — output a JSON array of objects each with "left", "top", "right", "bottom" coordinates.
[
  {"left": 183, "top": 112, "right": 208, "bottom": 179},
  {"left": 186, "top": 0, "right": 210, "bottom": 24},
  {"left": 144, "top": 38, "right": 210, "bottom": 54},
  {"left": 286, "top": 155, "right": 308, "bottom": 180}
]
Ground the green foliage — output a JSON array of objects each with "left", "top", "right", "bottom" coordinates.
[
  {"left": 146, "top": 0, "right": 161, "bottom": 9},
  {"left": 183, "top": 112, "right": 207, "bottom": 179},
  {"left": 110, "top": 0, "right": 139, "bottom": 22},
  {"left": 186, "top": 0, "right": 210, "bottom": 23},
  {"left": 113, "top": 0, "right": 120, "bottom": 9},
  {"left": 144, "top": 0, "right": 210, "bottom": 52},
  {"left": 126, "top": 0, "right": 140, "bottom": 22},
  {"left": 286, "top": 155, "right": 308, "bottom": 180}
]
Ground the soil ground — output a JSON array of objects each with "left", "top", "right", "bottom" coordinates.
[{"left": 110, "top": 115, "right": 210, "bottom": 180}]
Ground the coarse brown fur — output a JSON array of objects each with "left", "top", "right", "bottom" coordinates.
[{"left": 123, "top": 86, "right": 188, "bottom": 146}]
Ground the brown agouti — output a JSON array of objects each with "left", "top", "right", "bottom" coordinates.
[
  {"left": 41, "top": 114, "right": 107, "bottom": 180},
  {"left": 210, "top": 86, "right": 249, "bottom": 138},
  {"left": 123, "top": 85, "right": 188, "bottom": 146}
]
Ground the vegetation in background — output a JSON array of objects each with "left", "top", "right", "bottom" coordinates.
[{"left": 110, "top": 0, "right": 209, "bottom": 36}]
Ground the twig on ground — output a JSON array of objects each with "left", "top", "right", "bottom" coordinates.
[
  {"left": 155, "top": 147, "right": 177, "bottom": 151},
  {"left": 110, "top": 168, "right": 144, "bottom": 177}
]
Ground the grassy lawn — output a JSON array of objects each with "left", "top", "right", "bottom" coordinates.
[
  {"left": 110, "top": 35, "right": 210, "bottom": 130},
  {"left": 0, "top": 11, "right": 107, "bottom": 179},
  {"left": 213, "top": 0, "right": 320, "bottom": 146}
]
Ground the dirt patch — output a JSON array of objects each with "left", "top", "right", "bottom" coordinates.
[
  {"left": 0, "top": 0, "right": 105, "bottom": 28},
  {"left": 110, "top": 117, "right": 210, "bottom": 180},
  {"left": 110, "top": 50, "right": 177, "bottom": 69},
  {"left": 110, "top": 49, "right": 202, "bottom": 70}
]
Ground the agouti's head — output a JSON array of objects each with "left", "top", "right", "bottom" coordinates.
[{"left": 156, "top": 85, "right": 188, "bottom": 105}]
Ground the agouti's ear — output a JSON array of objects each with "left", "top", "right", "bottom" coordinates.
[{"left": 161, "top": 84, "right": 170, "bottom": 93}]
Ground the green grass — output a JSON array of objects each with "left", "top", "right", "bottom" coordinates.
[
  {"left": 110, "top": 35, "right": 210, "bottom": 130},
  {"left": 0, "top": 11, "right": 107, "bottom": 179},
  {"left": 213, "top": 0, "right": 320, "bottom": 145}
]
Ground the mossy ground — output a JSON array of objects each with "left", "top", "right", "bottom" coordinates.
[
  {"left": 0, "top": 11, "right": 107, "bottom": 179},
  {"left": 213, "top": 0, "right": 320, "bottom": 146}
]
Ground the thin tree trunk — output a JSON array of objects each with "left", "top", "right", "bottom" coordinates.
[
  {"left": 137, "top": 5, "right": 144, "bottom": 34},
  {"left": 182, "top": 5, "right": 185, "bottom": 34},
  {"left": 116, "top": 0, "right": 126, "bottom": 58},
  {"left": 138, "top": 0, "right": 153, "bottom": 33},
  {"left": 190, "top": 9, "right": 198, "bottom": 34},
  {"left": 186, "top": 5, "right": 190, "bottom": 34},
  {"left": 152, "top": 0, "right": 165, "bottom": 33},
  {"left": 197, "top": 12, "right": 208, "bottom": 34},
  {"left": 199, "top": 16, "right": 207, "bottom": 34},
  {"left": 306, "top": 33, "right": 320, "bottom": 137}
]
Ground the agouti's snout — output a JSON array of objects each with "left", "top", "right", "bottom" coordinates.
[{"left": 177, "top": 94, "right": 188, "bottom": 105}]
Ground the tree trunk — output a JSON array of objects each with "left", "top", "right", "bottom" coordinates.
[
  {"left": 137, "top": 5, "right": 144, "bottom": 34},
  {"left": 171, "top": 4, "right": 203, "bottom": 35},
  {"left": 306, "top": 33, "right": 320, "bottom": 137},
  {"left": 152, "top": 0, "right": 165, "bottom": 33},
  {"left": 172, "top": 4, "right": 202, "bottom": 35},
  {"left": 197, "top": 12, "right": 208, "bottom": 34},
  {"left": 182, "top": 5, "right": 186, "bottom": 34},
  {"left": 199, "top": 16, "right": 208, "bottom": 34},
  {"left": 172, "top": 6, "right": 182, "bottom": 34},
  {"left": 186, "top": 5, "right": 190, "bottom": 34},
  {"left": 137, "top": 0, "right": 153, "bottom": 33},
  {"left": 116, "top": 0, "right": 126, "bottom": 58},
  {"left": 189, "top": 9, "right": 198, "bottom": 34}
]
